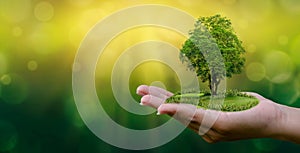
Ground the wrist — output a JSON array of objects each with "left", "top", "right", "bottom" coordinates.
[
  {"left": 267, "top": 103, "right": 288, "bottom": 140},
  {"left": 268, "top": 103, "right": 300, "bottom": 143}
]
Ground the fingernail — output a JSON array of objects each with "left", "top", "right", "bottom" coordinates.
[
  {"left": 135, "top": 88, "right": 139, "bottom": 94},
  {"left": 136, "top": 88, "right": 140, "bottom": 94},
  {"left": 156, "top": 111, "right": 161, "bottom": 115},
  {"left": 140, "top": 102, "right": 144, "bottom": 106},
  {"left": 136, "top": 86, "right": 142, "bottom": 94}
]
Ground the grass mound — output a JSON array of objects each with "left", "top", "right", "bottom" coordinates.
[{"left": 165, "top": 90, "right": 259, "bottom": 112}]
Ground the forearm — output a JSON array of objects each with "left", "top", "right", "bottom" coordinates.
[{"left": 272, "top": 104, "right": 300, "bottom": 144}]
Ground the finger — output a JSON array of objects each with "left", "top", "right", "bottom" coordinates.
[
  {"left": 148, "top": 86, "right": 174, "bottom": 97},
  {"left": 158, "top": 103, "right": 224, "bottom": 136},
  {"left": 136, "top": 85, "right": 173, "bottom": 98},
  {"left": 140, "top": 95, "right": 166, "bottom": 109},
  {"left": 157, "top": 103, "right": 195, "bottom": 116}
]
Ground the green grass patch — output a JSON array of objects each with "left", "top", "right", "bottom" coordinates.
[{"left": 166, "top": 91, "right": 259, "bottom": 112}]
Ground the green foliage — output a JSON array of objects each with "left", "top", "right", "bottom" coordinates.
[
  {"left": 173, "top": 88, "right": 211, "bottom": 95},
  {"left": 180, "top": 14, "right": 246, "bottom": 95}
]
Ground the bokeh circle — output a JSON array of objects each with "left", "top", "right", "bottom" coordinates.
[
  {"left": 263, "top": 50, "right": 294, "bottom": 84},
  {"left": 0, "top": 120, "right": 18, "bottom": 152},
  {"left": 246, "top": 62, "right": 266, "bottom": 82}
]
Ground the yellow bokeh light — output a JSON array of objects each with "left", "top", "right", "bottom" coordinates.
[
  {"left": 1, "top": 74, "right": 28, "bottom": 105},
  {"left": 279, "top": 0, "right": 300, "bottom": 13},
  {"left": 246, "top": 44, "right": 257, "bottom": 53},
  {"left": 246, "top": 62, "right": 266, "bottom": 82},
  {"left": 28, "top": 23, "right": 64, "bottom": 55},
  {"left": 27, "top": 60, "right": 38, "bottom": 71},
  {"left": 12, "top": 26, "right": 23, "bottom": 37},
  {"left": 263, "top": 51, "right": 294, "bottom": 83},
  {"left": 0, "top": 0, "right": 31, "bottom": 23},
  {"left": 278, "top": 35, "right": 289, "bottom": 46},
  {"left": 1, "top": 74, "right": 12, "bottom": 85},
  {"left": 34, "top": 1, "right": 54, "bottom": 22}
]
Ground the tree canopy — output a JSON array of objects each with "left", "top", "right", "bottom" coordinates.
[{"left": 180, "top": 14, "right": 246, "bottom": 95}]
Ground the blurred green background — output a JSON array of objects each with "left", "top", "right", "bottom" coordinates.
[{"left": 1, "top": 0, "right": 300, "bottom": 152}]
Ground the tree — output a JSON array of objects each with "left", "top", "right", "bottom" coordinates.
[{"left": 180, "top": 14, "right": 245, "bottom": 95}]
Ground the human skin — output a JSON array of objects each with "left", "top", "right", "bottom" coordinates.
[{"left": 136, "top": 85, "right": 300, "bottom": 144}]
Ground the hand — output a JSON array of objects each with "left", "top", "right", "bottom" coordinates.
[{"left": 136, "top": 85, "right": 300, "bottom": 144}]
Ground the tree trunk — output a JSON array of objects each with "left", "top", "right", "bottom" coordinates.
[
  {"left": 211, "top": 75, "right": 216, "bottom": 95},
  {"left": 210, "top": 74, "right": 221, "bottom": 95},
  {"left": 208, "top": 74, "right": 212, "bottom": 93},
  {"left": 212, "top": 82, "right": 217, "bottom": 95}
]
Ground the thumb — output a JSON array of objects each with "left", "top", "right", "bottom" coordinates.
[
  {"left": 157, "top": 103, "right": 179, "bottom": 115},
  {"left": 157, "top": 103, "right": 198, "bottom": 126},
  {"left": 157, "top": 103, "right": 222, "bottom": 135}
]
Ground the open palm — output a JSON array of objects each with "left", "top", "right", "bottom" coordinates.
[{"left": 136, "top": 85, "right": 287, "bottom": 143}]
